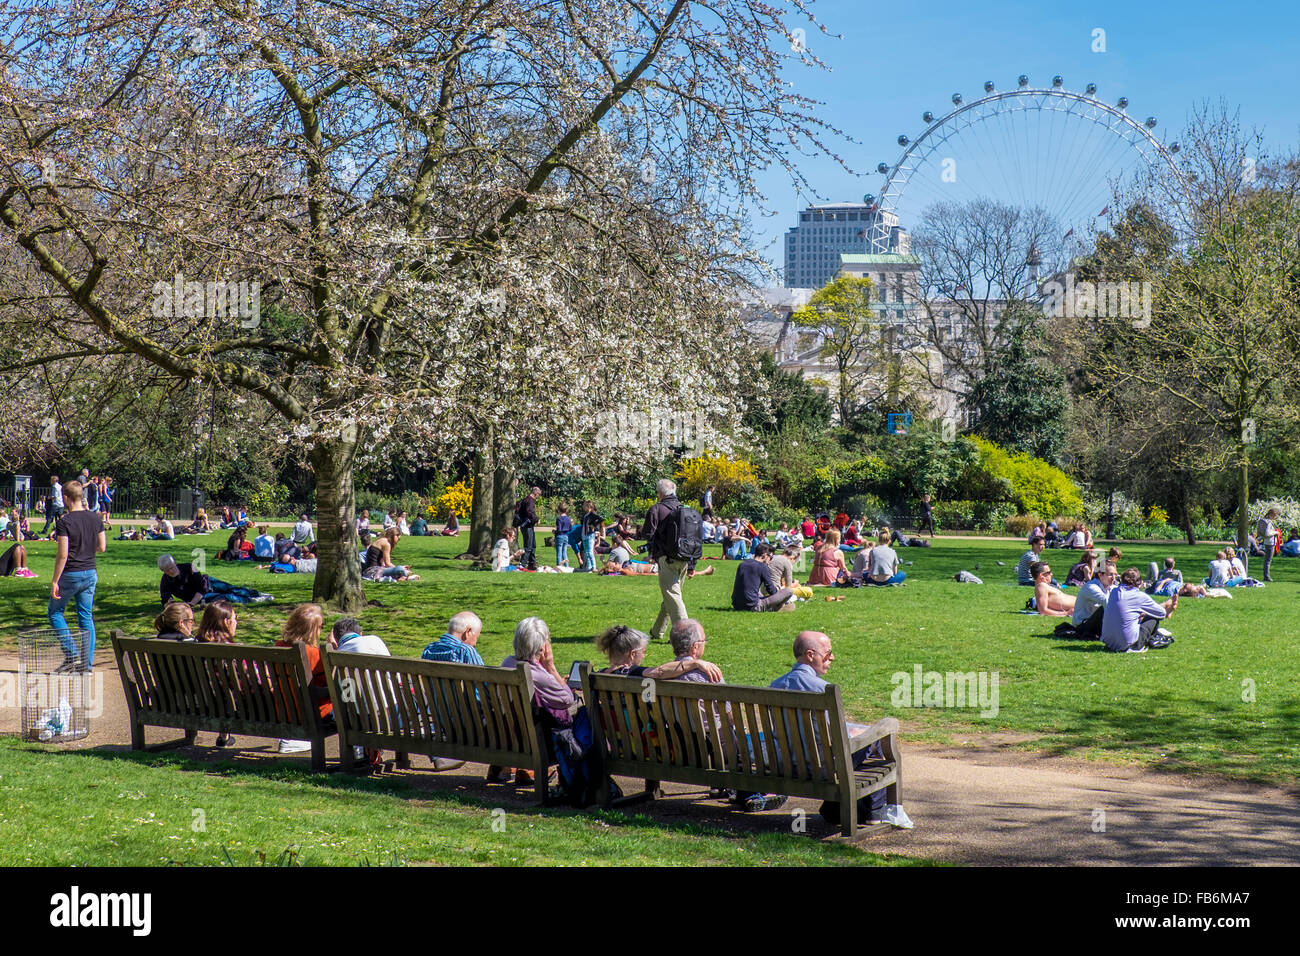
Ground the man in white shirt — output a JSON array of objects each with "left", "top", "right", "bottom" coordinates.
[{"left": 292, "top": 514, "right": 315, "bottom": 546}]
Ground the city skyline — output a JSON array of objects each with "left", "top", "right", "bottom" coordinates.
[{"left": 750, "top": 0, "right": 1300, "bottom": 283}]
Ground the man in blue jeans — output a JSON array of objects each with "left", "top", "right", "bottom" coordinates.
[
  {"left": 40, "top": 474, "right": 63, "bottom": 537},
  {"left": 48, "top": 480, "right": 106, "bottom": 672}
]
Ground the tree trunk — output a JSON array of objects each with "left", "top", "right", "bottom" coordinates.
[
  {"left": 310, "top": 429, "right": 366, "bottom": 612},
  {"left": 492, "top": 453, "right": 517, "bottom": 541},
  {"left": 467, "top": 449, "right": 495, "bottom": 559},
  {"left": 1237, "top": 444, "right": 1250, "bottom": 558},
  {"left": 1179, "top": 489, "right": 1197, "bottom": 546}
]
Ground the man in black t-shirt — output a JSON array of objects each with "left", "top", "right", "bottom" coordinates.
[
  {"left": 730, "top": 544, "right": 795, "bottom": 611},
  {"left": 158, "top": 553, "right": 210, "bottom": 607},
  {"left": 48, "top": 480, "right": 106, "bottom": 671},
  {"left": 514, "top": 486, "right": 541, "bottom": 571}
]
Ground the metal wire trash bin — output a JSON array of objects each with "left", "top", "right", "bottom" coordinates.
[{"left": 17, "top": 626, "right": 93, "bottom": 742}]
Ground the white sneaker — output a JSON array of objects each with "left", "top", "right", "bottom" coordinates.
[
  {"left": 1156, "top": 628, "right": 1172, "bottom": 638},
  {"left": 1127, "top": 646, "right": 1148, "bottom": 654},
  {"left": 278, "top": 738, "right": 312, "bottom": 753}
]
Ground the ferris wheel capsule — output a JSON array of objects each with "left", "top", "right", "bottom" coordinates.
[
  {"left": 1052, "top": 75, "right": 1063, "bottom": 88},
  {"left": 923, "top": 111, "right": 934, "bottom": 124},
  {"left": 1085, "top": 82, "right": 1097, "bottom": 96},
  {"left": 897, "top": 134, "right": 909, "bottom": 147},
  {"left": 1018, "top": 74, "right": 1029, "bottom": 87},
  {"left": 1117, "top": 96, "right": 1129, "bottom": 109},
  {"left": 952, "top": 92, "right": 963, "bottom": 105},
  {"left": 877, "top": 162, "right": 890, "bottom": 174},
  {"left": 984, "top": 80, "right": 995, "bottom": 93},
  {"left": 1145, "top": 116, "right": 1157, "bottom": 129},
  {"left": 1169, "top": 142, "right": 1180, "bottom": 153}
]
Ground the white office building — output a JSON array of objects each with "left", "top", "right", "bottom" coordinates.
[{"left": 783, "top": 201, "right": 909, "bottom": 289}]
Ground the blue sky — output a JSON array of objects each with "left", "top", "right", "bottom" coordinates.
[{"left": 751, "top": 0, "right": 1300, "bottom": 277}]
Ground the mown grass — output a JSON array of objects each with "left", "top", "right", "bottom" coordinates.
[
  {"left": 3, "top": 531, "right": 1298, "bottom": 785},
  {"left": 0, "top": 739, "right": 924, "bottom": 866}
]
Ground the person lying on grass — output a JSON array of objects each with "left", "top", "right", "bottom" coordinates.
[
  {"left": 1150, "top": 557, "right": 1208, "bottom": 598},
  {"left": 158, "top": 553, "right": 210, "bottom": 607},
  {"left": 1032, "top": 560, "right": 1075, "bottom": 616}
]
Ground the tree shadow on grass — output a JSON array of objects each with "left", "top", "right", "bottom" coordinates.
[{"left": 29, "top": 743, "right": 894, "bottom": 852}]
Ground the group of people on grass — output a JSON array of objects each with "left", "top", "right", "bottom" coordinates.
[{"left": 1016, "top": 510, "right": 1287, "bottom": 652}]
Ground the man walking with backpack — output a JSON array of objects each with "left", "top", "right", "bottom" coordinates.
[{"left": 640, "top": 479, "right": 702, "bottom": 641}]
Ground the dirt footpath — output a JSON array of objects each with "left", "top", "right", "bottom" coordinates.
[{"left": 3, "top": 653, "right": 1297, "bottom": 865}]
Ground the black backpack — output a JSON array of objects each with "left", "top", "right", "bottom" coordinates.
[{"left": 659, "top": 505, "right": 703, "bottom": 562}]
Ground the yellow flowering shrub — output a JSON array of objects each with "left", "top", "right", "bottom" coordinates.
[
  {"left": 674, "top": 453, "right": 758, "bottom": 503},
  {"left": 1148, "top": 505, "right": 1169, "bottom": 524},
  {"left": 430, "top": 480, "right": 473, "bottom": 519}
]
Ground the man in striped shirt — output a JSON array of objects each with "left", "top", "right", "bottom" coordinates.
[
  {"left": 421, "top": 610, "right": 485, "bottom": 665},
  {"left": 1017, "top": 535, "right": 1046, "bottom": 585}
]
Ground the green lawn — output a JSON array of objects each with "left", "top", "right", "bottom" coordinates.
[
  {"left": 1, "top": 531, "right": 1297, "bottom": 865},
  {"left": 0, "top": 739, "right": 922, "bottom": 866}
]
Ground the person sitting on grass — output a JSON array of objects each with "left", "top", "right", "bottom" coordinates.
[
  {"left": 1065, "top": 550, "right": 1099, "bottom": 587},
  {"left": 292, "top": 514, "right": 315, "bottom": 547},
  {"left": 439, "top": 510, "right": 459, "bottom": 536},
  {"left": 1226, "top": 546, "right": 1247, "bottom": 581},
  {"left": 181, "top": 509, "right": 212, "bottom": 534},
  {"left": 807, "top": 529, "right": 849, "bottom": 586},
  {"left": 158, "top": 553, "right": 209, "bottom": 607},
  {"left": 146, "top": 514, "right": 175, "bottom": 540},
  {"left": 1102, "top": 568, "right": 1175, "bottom": 653},
  {"left": 1072, "top": 562, "right": 1115, "bottom": 633},
  {"left": 1017, "top": 535, "right": 1046, "bottom": 585},
  {"left": 152, "top": 601, "right": 196, "bottom": 641},
  {"left": 422, "top": 611, "right": 485, "bottom": 665},
  {"left": 770, "top": 543, "right": 814, "bottom": 600},
  {"left": 1032, "top": 560, "right": 1075, "bottom": 616},
  {"left": 222, "top": 527, "right": 254, "bottom": 560},
  {"left": 1282, "top": 530, "right": 1300, "bottom": 558},
  {"left": 722, "top": 523, "right": 749, "bottom": 560},
  {"left": 275, "top": 603, "right": 333, "bottom": 754},
  {"left": 361, "top": 527, "right": 419, "bottom": 581},
  {"left": 731, "top": 543, "right": 796, "bottom": 612},
  {"left": 1107, "top": 546, "right": 1124, "bottom": 565},
  {"left": 1063, "top": 522, "right": 1093, "bottom": 549},
  {"left": 253, "top": 525, "right": 274, "bottom": 559},
  {"left": 491, "top": 527, "right": 523, "bottom": 571},
  {"left": 596, "top": 624, "right": 722, "bottom": 681},
  {"left": 841, "top": 521, "right": 863, "bottom": 546},
  {"left": 865, "top": 529, "right": 906, "bottom": 586},
  {"left": 0, "top": 529, "right": 32, "bottom": 578},
  {"left": 1151, "top": 557, "right": 1207, "bottom": 598},
  {"left": 409, "top": 513, "right": 428, "bottom": 536},
  {"left": 218, "top": 506, "right": 235, "bottom": 529}
]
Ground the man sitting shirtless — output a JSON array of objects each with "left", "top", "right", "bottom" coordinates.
[{"left": 1032, "top": 560, "right": 1075, "bottom": 616}]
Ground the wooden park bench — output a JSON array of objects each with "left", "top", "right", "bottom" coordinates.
[
  {"left": 110, "top": 631, "right": 337, "bottom": 770},
  {"left": 322, "top": 650, "right": 553, "bottom": 805},
  {"left": 577, "top": 664, "right": 901, "bottom": 838}
]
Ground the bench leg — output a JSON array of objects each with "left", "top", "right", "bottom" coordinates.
[
  {"left": 310, "top": 734, "right": 327, "bottom": 772},
  {"left": 533, "top": 756, "right": 549, "bottom": 807},
  {"left": 338, "top": 734, "right": 354, "bottom": 772},
  {"left": 129, "top": 720, "right": 145, "bottom": 752},
  {"left": 395, "top": 751, "right": 410, "bottom": 770},
  {"left": 184, "top": 729, "right": 197, "bottom": 746}
]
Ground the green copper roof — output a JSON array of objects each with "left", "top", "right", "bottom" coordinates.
[{"left": 839, "top": 254, "right": 921, "bottom": 264}]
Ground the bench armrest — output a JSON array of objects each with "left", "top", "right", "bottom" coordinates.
[{"left": 851, "top": 716, "right": 899, "bottom": 747}]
